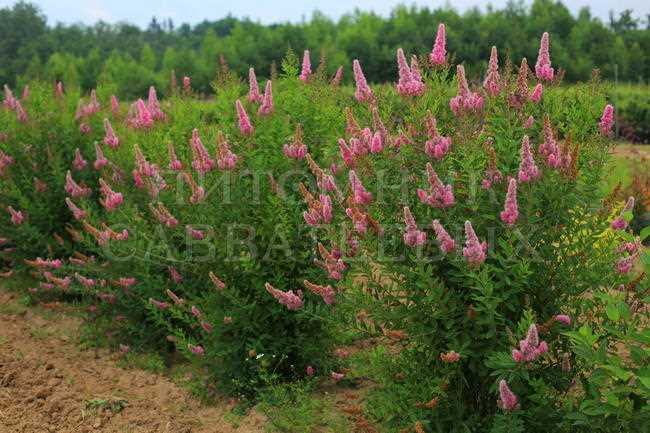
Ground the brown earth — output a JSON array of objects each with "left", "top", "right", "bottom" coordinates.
[{"left": 0, "top": 290, "right": 266, "bottom": 433}]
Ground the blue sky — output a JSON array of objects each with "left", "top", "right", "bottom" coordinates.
[{"left": 2, "top": 0, "right": 648, "bottom": 27}]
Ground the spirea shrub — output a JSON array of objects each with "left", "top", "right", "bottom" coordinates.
[
  {"left": 310, "top": 31, "right": 649, "bottom": 432},
  {"left": 0, "top": 82, "right": 105, "bottom": 264},
  {"left": 1, "top": 27, "right": 647, "bottom": 428}
]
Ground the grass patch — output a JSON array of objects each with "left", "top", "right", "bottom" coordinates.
[
  {"left": 259, "top": 381, "right": 350, "bottom": 433},
  {"left": 85, "top": 397, "right": 129, "bottom": 414},
  {"left": 117, "top": 352, "right": 166, "bottom": 374}
]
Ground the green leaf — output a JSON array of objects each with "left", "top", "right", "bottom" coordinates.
[
  {"left": 640, "top": 226, "right": 650, "bottom": 241},
  {"left": 606, "top": 304, "right": 620, "bottom": 321},
  {"left": 601, "top": 364, "right": 633, "bottom": 381}
]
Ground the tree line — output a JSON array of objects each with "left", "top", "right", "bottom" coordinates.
[{"left": 1, "top": 0, "right": 649, "bottom": 98}]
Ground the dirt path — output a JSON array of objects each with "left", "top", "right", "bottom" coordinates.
[{"left": 0, "top": 290, "right": 266, "bottom": 433}]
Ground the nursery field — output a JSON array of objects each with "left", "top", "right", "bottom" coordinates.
[{"left": 1, "top": 22, "right": 650, "bottom": 433}]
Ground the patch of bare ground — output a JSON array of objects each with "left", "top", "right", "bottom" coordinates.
[{"left": 0, "top": 290, "right": 266, "bottom": 433}]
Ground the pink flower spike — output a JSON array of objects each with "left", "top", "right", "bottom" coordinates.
[
  {"left": 403, "top": 206, "right": 427, "bottom": 247},
  {"left": 98, "top": 178, "right": 123, "bottom": 212},
  {"left": 167, "top": 143, "right": 183, "bottom": 170},
  {"left": 611, "top": 196, "right": 634, "bottom": 230},
  {"left": 417, "top": 163, "right": 455, "bottom": 208},
  {"left": 396, "top": 48, "right": 425, "bottom": 97},
  {"left": 599, "top": 104, "right": 614, "bottom": 135},
  {"left": 258, "top": 80, "right": 274, "bottom": 116},
  {"left": 7, "top": 206, "right": 24, "bottom": 225},
  {"left": 432, "top": 219, "right": 455, "bottom": 254},
  {"left": 103, "top": 118, "right": 119, "bottom": 149},
  {"left": 169, "top": 267, "right": 183, "bottom": 284},
  {"left": 517, "top": 135, "right": 540, "bottom": 183},
  {"left": 110, "top": 95, "right": 120, "bottom": 117},
  {"left": 147, "top": 86, "right": 165, "bottom": 121},
  {"left": 331, "top": 66, "right": 343, "bottom": 86},
  {"left": 188, "top": 344, "right": 204, "bottom": 356},
  {"left": 497, "top": 380, "right": 519, "bottom": 411},
  {"left": 349, "top": 170, "right": 372, "bottom": 205},
  {"left": 65, "top": 198, "right": 86, "bottom": 220},
  {"left": 463, "top": 221, "right": 487, "bottom": 266},
  {"left": 430, "top": 23, "right": 447, "bottom": 66},
  {"left": 248, "top": 67, "right": 262, "bottom": 103},
  {"left": 265, "top": 282, "right": 304, "bottom": 310},
  {"left": 331, "top": 372, "right": 345, "bottom": 382},
  {"left": 352, "top": 59, "right": 374, "bottom": 103},
  {"left": 554, "top": 314, "right": 571, "bottom": 325},
  {"left": 535, "top": 32, "right": 554, "bottom": 81},
  {"left": 523, "top": 115, "right": 535, "bottom": 129},
  {"left": 236, "top": 99, "right": 254, "bottom": 136},
  {"left": 73, "top": 148, "right": 87, "bottom": 171},
  {"left": 449, "top": 65, "right": 483, "bottom": 116},
  {"left": 499, "top": 178, "right": 519, "bottom": 226},
  {"left": 529, "top": 83, "right": 543, "bottom": 103},
  {"left": 300, "top": 50, "right": 312, "bottom": 82},
  {"left": 483, "top": 46, "right": 500, "bottom": 96},
  {"left": 94, "top": 144, "right": 109, "bottom": 170}
]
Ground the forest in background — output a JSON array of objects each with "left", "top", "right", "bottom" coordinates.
[{"left": 1, "top": 0, "right": 649, "bottom": 98}]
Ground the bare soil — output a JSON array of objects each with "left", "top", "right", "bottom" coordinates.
[{"left": 0, "top": 290, "right": 266, "bottom": 433}]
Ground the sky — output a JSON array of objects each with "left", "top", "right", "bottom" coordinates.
[{"left": 1, "top": 0, "right": 648, "bottom": 27}]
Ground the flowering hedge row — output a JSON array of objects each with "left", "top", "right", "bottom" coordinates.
[{"left": 1, "top": 25, "right": 649, "bottom": 431}]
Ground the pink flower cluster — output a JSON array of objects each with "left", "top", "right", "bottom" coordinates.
[
  {"left": 258, "top": 81, "right": 274, "bottom": 116},
  {"left": 265, "top": 282, "right": 304, "bottom": 310},
  {"left": 499, "top": 178, "right": 519, "bottom": 226},
  {"left": 611, "top": 196, "right": 635, "bottom": 230},
  {"left": 302, "top": 191, "right": 333, "bottom": 226},
  {"left": 424, "top": 115, "right": 452, "bottom": 159},
  {"left": 216, "top": 132, "right": 238, "bottom": 170},
  {"left": 248, "top": 68, "right": 262, "bottom": 103},
  {"left": 317, "top": 243, "right": 347, "bottom": 280},
  {"left": 417, "top": 163, "right": 455, "bottom": 208},
  {"left": 65, "top": 171, "right": 92, "bottom": 197},
  {"left": 535, "top": 32, "right": 554, "bottom": 81},
  {"left": 190, "top": 129, "right": 215, "bottom": 174},
  {"left": 349, "top": 170, "right": 373, "bottom": 205},
  {"left": 147, "top": 86, "right": 166, "bottom": 121},
  {"left": 396, "top": 48, "right": 425, "bottom": 97},
  {"left": 430, "top": 23, "right": 447, "bottom": 66},
  {"left": 284, "top": 126, "right": 308, "bottom": 160},
  {"left": 150, "top": 202, "right": 179, "bottom": 227},
  {"left": 431, "top": 220, "right": 455, "bottom": 254},
  {"left": 300, "top": 50, "right": 312, "bottom": 82},
  {"left": 463, "top": 221, "right": 487, "bottom": 266},
  {"left": 483, "top": 46, "right": 500, "bottom": 96},
  {"left": 103, "top": 118, "right": 119, "bottom": 149},
  {"left": 449, "top": 65, "right": 484, "bottom": 116},
  {"left": 615, "top": 235, "right": 641, "bottom": 274},
  {"left": 73, "top": 148, "right": 87, "bottom": 171},
  {"left": 98, "top": 178, "right": 123, "bottom": 212},
  {"left": 353, "top": 60, "right": 374, "bottom": 103},
  {"left": 497, "top": 380, "right": 519, "bottom": 411},
  {"left": 75, "top": 89, "right": 101, "bottom": 120},
  {"left": 65, "top": 198, "right": 86, "bottom": 220},
  {"left": 304, "top": 279, "right": 336, "bottom": 305},
  {"left": 331, "top": 66, "right": 343, "bottom": 86},
  {"left": 127, "top": 99, "right": 154, "bottom": 129},
  {"left": 529, "top": 83, "right": 543, "bottom": 103},
  {"left": 403, "top": 206, "right": 426, "bottom": 247},
  {"left": 236, "top": 99, "right": 254, "bottom": 136},
  {"left": 167, "top": 143, "right": 183, "bottom": 170},
  {"left": 512, "top": 324, "right": 548, "bottom": 362},
  {"left": 0, "top": 150, "right": 14, "bottom": 176},
  {"left": 599, "top": 104, "right": 614, "bottom": 136},
  {"left": 517, "top": 135, "right": 540, "bottom": 183}
]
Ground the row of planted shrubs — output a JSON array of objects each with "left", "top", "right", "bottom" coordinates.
[{"left": 1, "top": 26, "right": 649, "bottom": 432}]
